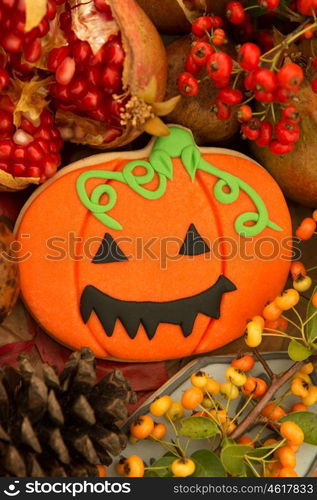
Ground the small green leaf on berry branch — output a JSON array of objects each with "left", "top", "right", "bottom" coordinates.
[
  {"left": 220, "top": 444, "right": 254, "bottom": 476},
  {"left": 280, "top": 412, "right": 317, "bottom": 446},
  {"left": 179, "top": 416, "right": 219, "bottom": 439},
  {"left": 288, "top": 340, "right": 312, "bottom": 361},
  {"left": 144, "top": 454, "right": 174, "bottom": 477},
  {"left": 191, "top": 450, "right": 227, "bottom": 477}
]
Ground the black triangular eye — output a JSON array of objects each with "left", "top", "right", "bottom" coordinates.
[
  {"left": 179, "top": 224, "right": 210, "bottom": 256},
  {"left": 92, "top": 233, "right": 128, "bottom": 264}
]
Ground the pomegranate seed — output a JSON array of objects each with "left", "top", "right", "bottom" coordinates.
[
  {"left": 0, "top": 139, "right": 14, "bottom": 160},
  {"left": 104, "top": 41, "right": 125, "bottom": 67},
  {"left": 38, "top": 19, "right": 50, "bottom": 37},
  {"left": 0, "top": 69, "right": 9, "bottom": 91},
  {"left": 88, "top": 67, "right": 102, "bottom": 86},
  {"left": 69, "top": 77, "right": 88, "bottom": 98},
  {"left": 50, "top": 128, "right": 61, "bottom": 140},
  {"left": 26, "top": 166, "right": 41, "bottom": 177},
  {"left": 37, "top": 139, "right": 50, "bottom": 153},
  {"left": 26, "top": 141, "right": 45, "bottom": 164},
  {"left": 12, "top": 163, "right": 27, "bottom": 177},
  {"left": 90, "top": 46, "right": 106, "bottom": 66},
  {"left": 0, "top": 110, "right": 13, "bottom": 134},
  {"left": 46, "top": 0, "right": 57, "bottom": 20},
  {"left": 0, "top": 96, "right": 14, "bottom": 113},
  {"left": 2, "top": 0, "right": 16, "bottom": 8},
  {"left": 50, "top": 82, "right": 70, "bottom": 102},
  {"left": 24, "top": 38, "right": 42, "bottom": 62},
  {"left": 40, "top": 110, "right": 54, "bottom": 128},
  {"left": 94, "top": 0, "right": 113, "bottom": 18},
  {"left": 13, "top": 146, "right": 26, "bottom": 162},
  {"left": 35, "top": 128, "right": 51, "bottom": 141},
  {"left": 1, "top": 32, "right": 23, "bottom": 52},
  {"left": 102, "top": 65, "right": 122, "bottom": 93},
  {"left": 72, "top": 40, "right": 92, "bottom": 65},
  {"left": 13, "top": 129, "right": 33, "bottom": 146},
  {"left": 0, "top": 162, "right": 9, "bottom": 172},
  {"left": 47, "top": 46, "right": 70, "bottom": 72},
  {"left": 43, "top": 153, "right": 60, "bottom": 178},
  {"left": 79, "top": 88, "right": 103, "bottom": 110},
  {"left": 21, "top": 114, "right": 40, "bottom": 133},
  {"left": 56, "top": 56, "right": 76, "bottom": 85}
]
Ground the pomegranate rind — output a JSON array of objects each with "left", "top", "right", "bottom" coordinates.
[{"left": 0, "top": 170, "right": 40, "bottom": 192}]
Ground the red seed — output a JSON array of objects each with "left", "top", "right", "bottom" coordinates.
[
  {"left": 56, "top": 56, "right": 76, "bottom": 85},
  {"left": 69, "top": 77, "right": 88, "bottom": 98},
  {"left": 104, "top": 41, "right": 125, "bottom": 67},
  {"left": 103, "top": 127, "right": 122, "bottom": 143},
  {"left": 26, "top": 141, "right": 45, "bottom": 164},
  {"left": 12, "top": 163, "right": 27, "bottom": 177},
  {"left": 87, "top": 67, "right": 102, "bottom": 86},
  {"left": 72, "top": 40, "right": 92, "bottom": 65},
  {"left": 0, "top": 110, "right": 13, "bottom": 134},
  {"left": 24, "top": 38, "right": 42, "bottom": 63},
  {"left": 0, "top": 139, "right": 14, "bottom": 160},
  {"left": 47, "top": 46, "right": 70, "bottom": 72},
  {"left": 79, "top": 88, "right": 103, "bottom": 110},
  {"left": 1, "top": 32, "right": 23, "bottom": 52},
  {"left": 102, "top": 65, "right": 122, "bottom": 93},
  {"left": 0, "top": 69, "right": 9, "bottom": 91}
]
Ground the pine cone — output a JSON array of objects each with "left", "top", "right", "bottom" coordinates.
[{"left": 0, "top": 348, "right": 136, "bottom": 477}]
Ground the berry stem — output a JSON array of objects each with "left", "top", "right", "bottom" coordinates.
[
  {"left": 252, "top": 347, "right": 275, "bottom": 379},
  {"left": 230, "top": 360, "right": 305, "bottom": 441}
]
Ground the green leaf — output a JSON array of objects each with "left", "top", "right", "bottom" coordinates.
[
  {"left": 191, "top": 449, "right": 227, "bottom": 477},
  {"left": 181, "top": 145, "right": 201, "bottom": 181},
  {"left": 221, "top": 437, "right": 235, "bottom": 448},
  {"left": 150, "top": 150, "right": 173, "bottom": 180},
  {"left": 144, "top": 455, "right": 175, "bottom": 477},
  {"left": 288, "top": 340, "right": 312, "bottom": 361},
  {"left": 280, "top": 412, "right": 317, "bottom": 446},
  {"left": 306, "top": 285, "right": 317, "bottom": 343},
  {"left": 220, "top": 444, "right": 254, "bottom": 476},
  {"left": 179, "top": 416, "right": 219, "bottom": 439}
]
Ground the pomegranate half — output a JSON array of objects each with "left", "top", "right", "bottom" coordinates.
[{"left": 0, "top": 0, "right": 168, "bottom": 190}]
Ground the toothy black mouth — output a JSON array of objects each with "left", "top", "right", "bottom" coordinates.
[{"left": 80, "top": 275, "right": 236, "bottom": 340}]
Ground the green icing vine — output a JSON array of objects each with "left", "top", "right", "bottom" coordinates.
[{"left": 76, "top": 126, "right": 282, "bottom": 237}]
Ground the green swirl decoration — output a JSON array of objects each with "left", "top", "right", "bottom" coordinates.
[{"left": 76, "top": 126, "right": 281, "bottom": 237}]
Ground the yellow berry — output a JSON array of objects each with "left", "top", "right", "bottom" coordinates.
[
  {"left": 150, "top": 395, "right": 172, "bottom": 417},
  {"left": 301, "top": 385, "right": 317, "bottom": 406},
  {"left": 209, "top": 409, "right": 227, "bottom": 424},
  {"left": 225, "top": 366, "right": 247, "bottom": 386},
  {"left": 245, "top": 320, "right": 262, "bottom": 347},
  {"left": 220, "top": 381, "right": 239, "bottom": 400},
  {"left": 165, "top": 401, "right": 184, "bottom": 421},
  {"left": 293, "top": 275, "right": 312, "bottom": 292},
  {"left": 171, "top": 458, "right": 196, "bottom": 477},
  {"left": 300, "top": 362, "right": 314, "bottom": 375},
  {"left": 123, "top": 456, "right": 144, "bottom": 477},
  {"left": 201, "top": 397, "right": 213, "bottom": 409},
  {"left": 190, "top": 371, "right": 208, "bottom": 388},
  {"left": 181, "top": 387, "right": 204, "bottom": 410},
  {"left": 204, "top": 377, "right": 220, "bottom": 395},
  {"left": 291, "top": 378, "right": 309, "bottom": 398},
  {"left": 293, "top": 371, "right": 311, "bottom": 384}
]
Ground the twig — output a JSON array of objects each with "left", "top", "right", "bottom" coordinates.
[
  {"left": 253, "top": 348, "right": 275, "bottom": 380},
  {"left": 230, "top": 360, "right": 305, "bottom": 441}
]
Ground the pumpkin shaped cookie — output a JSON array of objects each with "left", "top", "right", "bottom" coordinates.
[{"left": 15, "top": 126, "right": 292, "bottom": 361}]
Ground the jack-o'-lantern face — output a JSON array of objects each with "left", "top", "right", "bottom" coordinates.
[{"left": 16, "top": 127, "right": 292, "bottom": 361}]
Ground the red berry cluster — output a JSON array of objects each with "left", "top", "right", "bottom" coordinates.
[{"left": 178, "top": 3, "right": 311, "bottom": 156}]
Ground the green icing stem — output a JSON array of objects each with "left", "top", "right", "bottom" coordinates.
[{"left": 76, "top": 126, "right": 281, "bottom": 237}]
